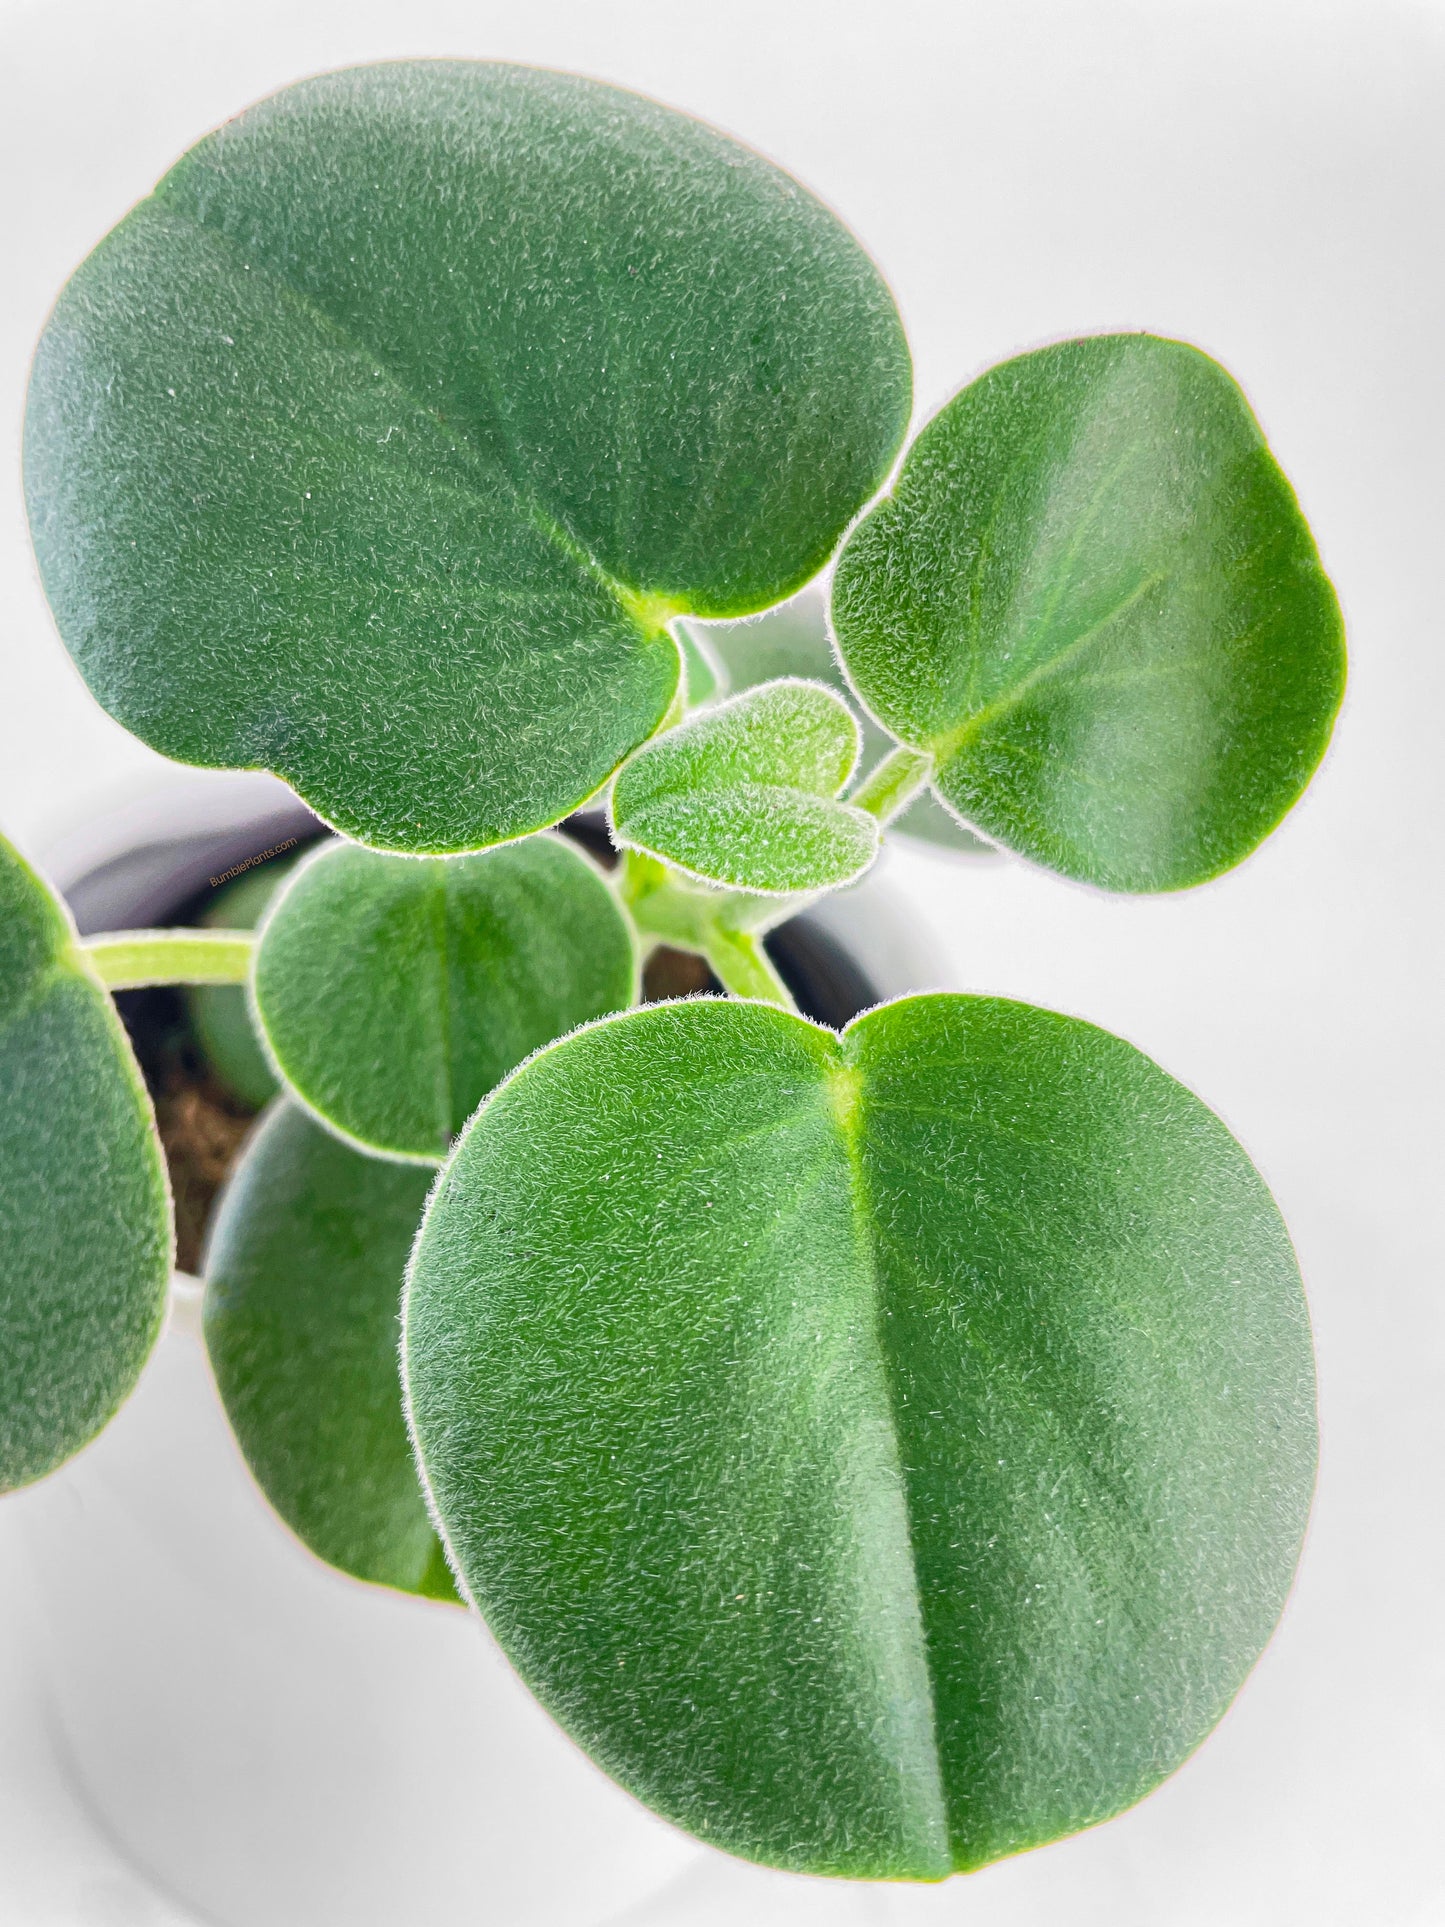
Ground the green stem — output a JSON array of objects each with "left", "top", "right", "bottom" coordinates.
[
  {"left": 617, "top": 850, "right": 713, "bottom": 948},
  {"left": 81, "top": 929, "right": 256, "bottom": 989},
  {"left": 618, "top": 851, "right": 798, "bottom": 1012},
  {"left": 701, "top": 927, "right": 797, "bottom": 1010},
  {"left": 847, "top": 744, "right": 934, "bottom": 826}
]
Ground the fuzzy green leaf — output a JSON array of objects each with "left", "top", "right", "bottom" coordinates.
[
  {"left": 253, "top": 833, "right": 637, "bottom": 1161},
  {"left": 0, "top": 834, "right": 171, "bottom": 1491},
  {"left": 205, "top": 1099, "right": 457, "bottom": 1601},
  {"left": 25, "top": 62, "right": 911, "bottom": 853},
  {"left": 611, "top": 680, "right": 878, "bottom": 892},
  {"left": 406, "top": 993, "right": 1315, "bottom": 1879},
  {"left": 188, "top": 850, "right": 304, "bottom": 1109},
  {"left": 831, "top": 334, "right": 1346, "bottom": 891}
]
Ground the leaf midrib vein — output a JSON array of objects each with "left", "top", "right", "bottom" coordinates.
[
  {"left": 926, "top": 567, "right": 1167, "bottom": 767},
  {"left": 152, "top": 189, "right": 677, "bottom": 640},
  {"left": 828, "top": 1052, "right": 953, "bottom": 1870}
]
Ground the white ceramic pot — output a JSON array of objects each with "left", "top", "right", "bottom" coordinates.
[{"left": 4, "top": 773, "right": 946, "bottom": 1927}]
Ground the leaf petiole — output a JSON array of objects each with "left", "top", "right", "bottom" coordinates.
[
  {"left": 81, "top": 929, "right": 256, "bottom": 990},
  {"left": 846, "top": 744, "right": 934, "bottom": 826},
  {"left": 699, "top": 927, "right": 797, "bottom": 1010},
  {"left": 618, "top": 851, "right": 800, "bottom": 1012}
]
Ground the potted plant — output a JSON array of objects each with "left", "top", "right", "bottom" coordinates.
[
  {"left": 17, "top": 759, "right": 932, "bottom": 1927},
  {"left": 2, "top": 59, "right": 1343, "bottom": 1921}
]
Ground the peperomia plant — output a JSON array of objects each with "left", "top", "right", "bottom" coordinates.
[{"left": 3, "top": 61, "right": 1344, "bottom": 1883}]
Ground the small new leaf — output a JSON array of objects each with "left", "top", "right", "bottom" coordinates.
[
  {"left": 696, "top": 594, "right": 994, "bottom": 854},
  {"left": 0, "top": 833, "right": 171, "bottom": 1491},
  {"left": 406, "top": 993, "right": 1315, "bottom": 1879},
  {"left": 611, "top": 679, "right": 879, "bottom": 893},
  {"left": 253, "top": 834, "right": 638, "bottom": 1161},
  {"left": 205, "top": 1100, "right": 458, "bottom": 1602},
  {"left": 831, "top": 334, "right": 1346, "bottom": 891}
]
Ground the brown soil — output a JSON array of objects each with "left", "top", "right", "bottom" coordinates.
[
  {"left": 157, "top": 1080, "right": 256, "bottom": 1274},
  {"left": 641, "top": 945, "right": 718, "bottom": 1001},
  {"left": 113, "top": 986, "right": 255, "bottom": 1273}
]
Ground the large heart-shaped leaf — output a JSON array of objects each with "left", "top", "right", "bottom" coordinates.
[
  {"left": 25, "top": 62, "right": 911, "bottom": 853},
  {"left": 831, "top": 334, "right": 1346, "bottom": 891},
  {"left": 611, "top": 680, "right": 878, "bottom": 892},
  {"left": 253, "top": 832, "right": 637, "bottom": 1161},
  {"left": 405, "top": 993, "right": 1315, "bottom": 1878},
  {"left": 0, "top": 834, "right": 171, "bottom": 1491},
  {"left": 205, "top": 1099, "right": 457, "bottom": 1600}
]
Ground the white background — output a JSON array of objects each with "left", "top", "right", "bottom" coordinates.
[{"left": 1, "top": 2, "right": 1442, "bottom": 1923}]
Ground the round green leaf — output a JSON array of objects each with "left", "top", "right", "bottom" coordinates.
[
  {"left": 188, "top": 849, "right": 305, "bottom": 1108},
  {"left": 612, "top": 679, "right": 878, "bottom": 892},
  {"left": 0, "top": 834, "right": 171, "bottom": 1491},
  {"left": 405, "top": 993, "right": 1315, "bottom": 1878},
  {"left": 831, "top": 334, "right": 1346, "bottom": 891},
  {"left": 25, "top": 62, "right": 911, "bottom": 853},
  {"left": 205, "top": 1099, "right": 457, "bottom": 1601},
  {"left": 253, "top": 833, "right": 638, "bottom": 1161}
]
